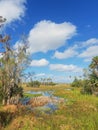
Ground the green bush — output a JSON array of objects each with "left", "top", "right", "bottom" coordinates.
[
  {"left": 80, "top": 80, "right": 92, "bottom": 94},
  {"left": 71, "top": 78, "right": 82, "bottom": 88}
]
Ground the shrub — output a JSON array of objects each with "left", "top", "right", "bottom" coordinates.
[{"left": 71, "top": 77, "right": 82, "bottom": 88}]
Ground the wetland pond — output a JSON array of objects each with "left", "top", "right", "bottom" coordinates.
[{"left": 20, "top": 91, "right": 65, "bottom": 114}]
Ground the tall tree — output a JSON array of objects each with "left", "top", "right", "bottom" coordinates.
[
  {"left": 88, "top": 56, "right": 98, "bottom": 93},
  {"left": 81, "top": 56, "right": 98, "bottom": 95},
  {"left": 0, "top": 17, "right": 28, "bottom": 105},
  {"left": 89, "top": 56, "right": 98, "bottom": 77}
]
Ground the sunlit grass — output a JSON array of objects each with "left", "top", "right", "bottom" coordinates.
[
  {"left": 23, "top": 93, "right": 42, "bottom": 98},
  {"left": 1, "top": 84, "right": 98, "bottom": 130}
]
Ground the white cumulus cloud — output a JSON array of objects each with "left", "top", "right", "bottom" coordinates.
[
  {"left": 30, "top": 59, "right": 49, "bottom": 67},
  {"left": 78, "top": 45, "right": 98, "bottom": 61},
  {"left": 0, "top": 0, "right": 26, "bottom": 24},
  {"left": 53, "top": 46, "right": 78, "bottom": 59},
  {"left": 28, "top": 20, "right": 76, "bottom": 53},
  {"left": 49, "top": 64, "right": 82, "bottom": 72},
  {"left": 76, "top": 38, "right": 98, "bottom": 48},
  {"left": 82, "top": 38, "right": 98, "bottom": 46}
]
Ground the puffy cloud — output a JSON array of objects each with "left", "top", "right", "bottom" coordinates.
[
  {"left": 53, "top": 46, "right": 78, "bottom": 59},
  {"left": 84, "top": 38, "right": 98, "bottom": 46},
  {"left": 78, "top": 45, "right": 98, "bottom": 61},
  {"left": 49, "top": 64, "right": 82, "bottom": 72},
  {"left": 0, "top": 0, "right": 26, "bottom": 24},
  {"left": 30, "top": 59, "right": 49, "bottom": 67},
  {"left": 77, "top": 38, "right": 98, "bottom": 48},
  {"left": 28, "top": 20, "right": 76, "bottom": 53}
]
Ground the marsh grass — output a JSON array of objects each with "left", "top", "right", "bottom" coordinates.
[
  {"left": 23, "top": 93, "right": 42, "bottom": 98},
  {"left": 1, "top": 84, "right": 98, "bottom": 130}
]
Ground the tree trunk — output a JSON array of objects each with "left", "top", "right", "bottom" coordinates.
[
  {"left": 2, "top": 98, "right": 6, "bottom": 105},
  {"left": 7, "top": 96, "right": 10, "bottom": 105}
]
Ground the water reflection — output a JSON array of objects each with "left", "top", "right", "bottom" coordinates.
[{"left": 20, "top": 91, "right": 64, "bottom": 114}]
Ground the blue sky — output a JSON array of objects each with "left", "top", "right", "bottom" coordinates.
[{"left": 0, "top": 0, "right": 98, "bottom": 83}]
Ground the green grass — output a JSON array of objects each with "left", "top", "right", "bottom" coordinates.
[
  {"left": 1, "top": 84, "right": 98, "bottom": 130},
  {"left": 23, "top": 93, "right": 42, "bottom": 98}
]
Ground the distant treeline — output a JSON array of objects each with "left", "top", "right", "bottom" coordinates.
[{"left": 27, "top": 80, "right": 56, "bottom": 87}]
